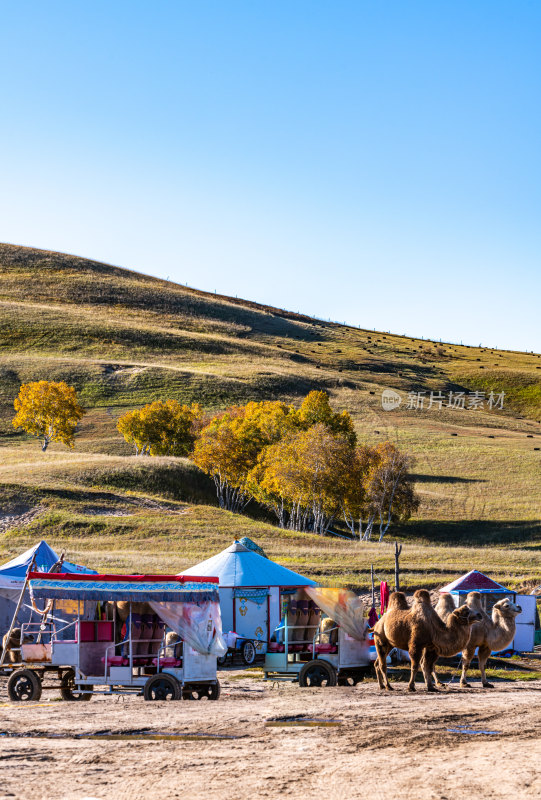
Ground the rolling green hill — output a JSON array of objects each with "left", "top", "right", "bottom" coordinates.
[{"left": 1, "top": 243, "right": 540, "bottom": 590}]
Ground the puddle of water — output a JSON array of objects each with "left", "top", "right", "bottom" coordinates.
[
  {"left": 266, "top": 718, "right": 342, "bottom": 728},
  {"left": 83, "top": 733, "right": 239, "bottom": 741},
  {"left": 0, "top": 731, "right": 240, "bottom": 741},
  {"left": 446, "top": 727, "right": 501, "bottom": 736}
]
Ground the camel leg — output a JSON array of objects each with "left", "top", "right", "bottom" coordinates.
[
  {"left": 460, "top": 647, "right": 474, "bottom": 688},
  {"left": 374, "top": 636, "right": 393, "bottom": 691},
  {"left": 478, "top": 645, "right": 493, "bottom": 688},
  {"left": 422, "top": 649, "right": 441, "bottom": 691},
  {"left": 407, "top": 646, "right": 423, "bottom": 692}
]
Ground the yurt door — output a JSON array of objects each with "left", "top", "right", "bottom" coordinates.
[
  {"left": 513, "top": 595, "right": 536, "bottom": 652},
  {"left": 234, "top": 590, "right": 268, "bottom": 653}
]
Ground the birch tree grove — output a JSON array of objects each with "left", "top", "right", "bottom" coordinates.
[
  {"left": 121, "top": 389, "right": 419, "bottom": 539},
  {"left": 192, "top": 401, "right": 293, "bottom": 512},
  {"left": 341, "top": 442, "right": 419, "bottom": 541},
  {"left": 249, "top": 424, "right": 355, "bottom": 534}
]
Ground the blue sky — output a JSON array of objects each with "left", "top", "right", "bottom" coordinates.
[{"left": 0, "top": 2, "right": 539, "bottom": 351}]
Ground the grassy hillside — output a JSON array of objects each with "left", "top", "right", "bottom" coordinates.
[{"left": 0, "top": 243, "right": 540, "bottom": 590}]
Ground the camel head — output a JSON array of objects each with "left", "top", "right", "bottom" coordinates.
[
  {"left": 465, "top": 591, "right": 483, "bottom": 610},
  {"left": 493, "top": 598, "right": 522, "bottom": 618},
  {"left": 451, "top": 604, "right": 483, "bottom": 626}
]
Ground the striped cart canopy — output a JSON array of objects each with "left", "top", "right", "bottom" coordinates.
[{"left": 29, "top": 573, "right": 219, "bottom": 603}]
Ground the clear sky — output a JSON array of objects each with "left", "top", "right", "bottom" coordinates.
[{"left": 0, "top": 2, "right": 539, "bottom": 351}]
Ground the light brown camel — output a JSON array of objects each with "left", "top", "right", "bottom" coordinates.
[
  {"left": 1, "top": 628, "right": 32, "bottom": 663},
  {"left": 430, "top": 591, "right": 522, "bottom": 688},
  {"left": 460, "top": 591, "right": 522, "bottom": 688},
  {"left": 373, "top": 589, "right": 482, "bottom": 692}
]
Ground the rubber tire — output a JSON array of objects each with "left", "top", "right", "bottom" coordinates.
[
  {"left": 7, "top": 668, "right": 43, "bottom": 702},
  {"left": 241, "top": 641, "right": 256, "bottom": 666},
  {"left": 183, "top": 681, "right": 221, "bottom": 701},
  {"left": 299, "top": 660, "right": 337, "bottom": 688},
  {"left": 60, "top": 669, "right": 93, "bottom": 701},
  {"left": 143, "top": 673, "right": 182, "bottom": 701}
]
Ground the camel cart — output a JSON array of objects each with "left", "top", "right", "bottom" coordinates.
[
  {"left": 4, "top": 572, "right": 226, "bottom": 702},
  {"left": 263, "top": 587, "right": 373, "bottom": 686}
]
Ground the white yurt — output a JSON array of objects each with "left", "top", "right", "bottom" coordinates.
[{"left": 182, "top": 541, "right": 317, "bottom": 654}]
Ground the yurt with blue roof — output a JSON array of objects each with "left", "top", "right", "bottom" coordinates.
[
  {"left": 182, "top": 541, "right": 317, "bottom": 655},
  {"left": 0, "top": 540, "right": 96, "bottom": 637}
]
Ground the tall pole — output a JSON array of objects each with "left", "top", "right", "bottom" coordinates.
[
  {"left": 0, "top": 553, "right": 37, "bottom": 668},
  {"left": 394, "top": 542, "right": 403, "bottom": 592},
  {"left": 37, "top": 551, "right": 65, "bottom": 644}
]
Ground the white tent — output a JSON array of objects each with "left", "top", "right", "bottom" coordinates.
[
  {"left": 0, "top": 540, "right": 96, "bottom": 638},
  {"left": 182, "top": 541, "right": 316, "bottom": 652}
]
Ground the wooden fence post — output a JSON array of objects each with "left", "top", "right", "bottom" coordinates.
[{"left": 394, "top": 542, "right": 403, "bottom": 592}]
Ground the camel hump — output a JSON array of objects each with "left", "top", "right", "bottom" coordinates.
[
  {"left": 388, "top": 592, "right": 409, "bottom": 611},
  {"left": 435, "top": 593, "right": 455, "bottom": 621},
  {"left": 413, "top": 589, "right": 431, "bottom": 604}
]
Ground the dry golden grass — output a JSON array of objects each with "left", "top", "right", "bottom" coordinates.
[{"left": 0, "top": 243, "right": 540, "bottom": 589}]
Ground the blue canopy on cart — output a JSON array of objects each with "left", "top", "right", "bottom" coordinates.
[{"left": 29, "top": 573, "right": 220, "bottom": 603}]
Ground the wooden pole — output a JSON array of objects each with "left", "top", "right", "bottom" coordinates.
[
  {"left": 394, "top": 542, "right": 403, "bottom": 592},
  {"left": 0, "top": 553, "right": 37, "bottom": 668},
  {"left": 36, "top": 552, "right": 65, "bottom": 643},
  {"left": 370, "top": 564, "right": 375, "bottom": 607}
]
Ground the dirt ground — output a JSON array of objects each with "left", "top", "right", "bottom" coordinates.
[{"left": 0, "top": 669, "right": 540, "bottom": 800}]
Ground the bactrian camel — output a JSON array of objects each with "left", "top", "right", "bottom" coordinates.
[
  {"left": 461, "top": 591, "right": 522, "bottom": 688},
  {"left": 430, "top": 591, "right": 522, "bottom": 688},
  {"left": 373, "top": 589, "right": 482, "bottom": 692}
]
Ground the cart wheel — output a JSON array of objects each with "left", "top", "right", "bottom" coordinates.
[
  {"left": 299, "top": 660, "right": 337, "bottom": 688},
  {"left": 241, "top": 641, "right": 256, "bottom": 666},
  {"left": 7, "top": 668, "right": 42, "bottom": 702},
  {"left": 144, "top": 673, "right": 182, "bottom": 701},
  {"left": 183, "top": 681, "right": 221, "bottom": 701},
  {"left": 60, "top": 669, "right": 93, "bottom": 701}
]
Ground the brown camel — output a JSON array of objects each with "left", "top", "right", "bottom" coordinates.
[
  {"left": 460, "top": 591, "right": 522, "bottom": 688},
  {"left": 374, "top": 589, "right": 481, "bottom": 692},
  {"left": 1, "top": 628, "right": 32, "bottom": 663}
]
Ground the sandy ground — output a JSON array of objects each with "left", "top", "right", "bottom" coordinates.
[{"left": 0, "top": 670, "right": 540, "bottom": 800}]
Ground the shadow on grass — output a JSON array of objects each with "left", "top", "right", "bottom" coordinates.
[
  {"left": 410, "top": 474, "right": 488, "bottom": 484},
  {"left": 396, "top": 519, "right": 541, "bottom": 546}
]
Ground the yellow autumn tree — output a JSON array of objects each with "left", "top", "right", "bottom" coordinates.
[
  {"left": 340, "top": 442, "right": 420, "bottom": 541},
  {"left": 117, "top": 400, "right": 201, "bottom": 456},
  {"left": 192, "top": 401, "right": 294, "bottom": 512},
  {"left": 249, "top": 424, "right": 355, "bottom": 534},
  {"left": 293, "top": 390, "right": 357, "bottom": 446},
  {"left": 12, "top": 381, "right": 85, "bottom": 451}
]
